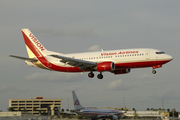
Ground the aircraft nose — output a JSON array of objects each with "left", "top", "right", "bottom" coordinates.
[{"left": 166, "top": 54, "right": 173, "bottom": 61}]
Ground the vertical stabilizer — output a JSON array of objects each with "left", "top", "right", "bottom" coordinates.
[
  {"left": 72, "top": 91, "right": 85, "bottom": 110},
  {"left": 21, "top": 29, "right": 47, "bottom": 59}
]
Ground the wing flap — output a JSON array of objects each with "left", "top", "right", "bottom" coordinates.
[
  {"left": 50, "top": 55, "right": 96, "bottom": 70},
  {"left": 8, "top": 55, "right": 38, "bottom": 62}
]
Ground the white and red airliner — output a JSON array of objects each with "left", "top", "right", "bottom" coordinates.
[{"left": 9, "top": 29, "right": 173, "bottom": 79}]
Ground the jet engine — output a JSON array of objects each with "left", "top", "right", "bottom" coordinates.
[
  {"left": 110, "top": 115, "right": 118, "bottom": 120},
  {"left": 96, "top": 61, "right": 115, "bottom": 72},
  {"left": 113, "top": 69, "right": 131, "bottom": 74}
]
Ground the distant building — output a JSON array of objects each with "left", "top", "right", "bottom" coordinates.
[
  {"left": 161, "top": 112, "right": 169, "bottom": 117},
  {"left": 0, "top": 112, "right": 22, "bottom": 117},
  {"left": 9, "top": 96, "right": 61, "bottom": 116},
  {"left": 125, "top": 111, "right": 162, "bottom": 118},
  {"left": 152, "top": 109, "right": 166, "bottom": 114}
]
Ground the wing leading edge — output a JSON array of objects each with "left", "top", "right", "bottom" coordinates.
[{"left": 50, "top": 55, "right": 96, "bottom": 70}]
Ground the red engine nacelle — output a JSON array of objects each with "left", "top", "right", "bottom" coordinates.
[
  {"left": 97, "top": 61, "right": 115, "bottom": 72},
  {"left": 113, "top": 69, "right": 130, "bottom": 75}
]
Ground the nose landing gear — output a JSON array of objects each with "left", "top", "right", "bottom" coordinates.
[{"left": 152, "top": 69, "right": 156, "bottom": 74}]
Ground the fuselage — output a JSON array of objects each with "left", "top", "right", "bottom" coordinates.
[
  {"left": 76, "top": 108, "right": 124, "bottom": 119},
  {"left": 31, "top": 48, "right": 172, "bottom": 72}
]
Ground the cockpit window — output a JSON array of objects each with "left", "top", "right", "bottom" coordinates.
[{"left": 156, "top": 52, "right": 165, "bottom": 54}]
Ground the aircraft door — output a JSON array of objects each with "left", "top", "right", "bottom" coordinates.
[{"left": 145, "top": 50, "right": 150, "bottom": 60}]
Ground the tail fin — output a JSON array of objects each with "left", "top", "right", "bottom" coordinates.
[
  {"left": 125, "top": 106, "right": 127, "bottom": 113},
  {"left": 72, "top": 91, "right": 84, "bottom": 110},
  {"left": 21, "top": 29, "right": 47, "bottom": 59}
]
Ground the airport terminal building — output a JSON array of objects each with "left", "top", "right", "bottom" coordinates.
[{"left": 9, "top": 97, "right": 61, "bottom": 115}]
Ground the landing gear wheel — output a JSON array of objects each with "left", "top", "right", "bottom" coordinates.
[
  {"left": 97, "top": 74, "right": 103, "bottom": 79},
  {"left": 88, "top": 72, "right": 94, "bottom": 78},
  {"left": 152, "top": 70, "right": 156, "bottom": 74}
]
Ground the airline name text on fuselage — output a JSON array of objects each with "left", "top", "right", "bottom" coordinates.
[
  {"left": 101, "top": 51, "right": 139, "bottom": 56},
  {"left": 29, "top": 33, "right": 45, "bottom": 51}
]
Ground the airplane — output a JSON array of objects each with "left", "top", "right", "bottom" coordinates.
[
  {"left": 161, "top": 116, "right": 170, "bottom": 120},
  {"left": 72, "top": 91, "right": 124, "bottom": 120},
  {"left": 9, "top": 29, "right": 173, "bottom": 79}
]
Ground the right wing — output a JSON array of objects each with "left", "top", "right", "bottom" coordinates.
[
  {"left": 50, "top": 55, "right": 96, "bottom": 70},
  {"left": 8, "top": 55, "right": 38, "bottom": 62}
]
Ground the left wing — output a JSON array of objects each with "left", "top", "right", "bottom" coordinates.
[{"left": 50, "top": 55, "right": 96, "bottom": 70}]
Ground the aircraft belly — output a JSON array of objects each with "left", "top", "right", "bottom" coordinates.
[{"left": 115, "top": 59, "right": 170, "bottom": 69}]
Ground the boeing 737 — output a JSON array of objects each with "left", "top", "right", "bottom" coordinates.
[
  {"left": 9, "top": 29, "right": 173, "bottom": 79},
  {"left": 72, "top": 91, "right": 124, "bottom": 120}
]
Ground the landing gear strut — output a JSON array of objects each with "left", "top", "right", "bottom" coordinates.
[
  {"left": 97, "top": 72, "right": 103, "bottom": 79},
  {"left": 152, "top": 69, "right": 156, "bottom": 74},
  {"left": 88, "top": 72, "right": 94, "bottom": 78}
]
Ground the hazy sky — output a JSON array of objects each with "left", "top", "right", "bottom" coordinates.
[{"left": 0, "top": 1, "right": 180, "bottom": 112}]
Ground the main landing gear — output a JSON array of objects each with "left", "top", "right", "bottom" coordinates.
[
  {"left": 88, "top": 72, "right": 94, "bottom": 78},
  {"left": 97, "top": 72, "right": 103, "bottom": 79},
  {"left": 88, "top": 72, "right": 103, "bottom": 79}
]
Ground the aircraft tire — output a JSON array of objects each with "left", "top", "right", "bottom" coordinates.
[
  {"left": 88, "top": 72, "right": 94, "bottom": 78},
  {"left": 97, "top": 74, "right": 103, "bottom": 79},
  {"left": 152, "top": 70, "right": 156, "bottom": 74}
]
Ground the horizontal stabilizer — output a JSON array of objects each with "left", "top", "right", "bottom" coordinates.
[{"left": 8, "top": 55, "right": 38, "bottom": 62}]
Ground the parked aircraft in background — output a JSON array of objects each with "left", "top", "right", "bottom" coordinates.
[
  {"left": 72, "top": 91, "right": 124, "bottom": 120},
  {"left": 161, "top": 116, "right": 170, "bottom": 120},
  {"left": 9, "top": 29, "right": 173, "bottom": 79}
]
